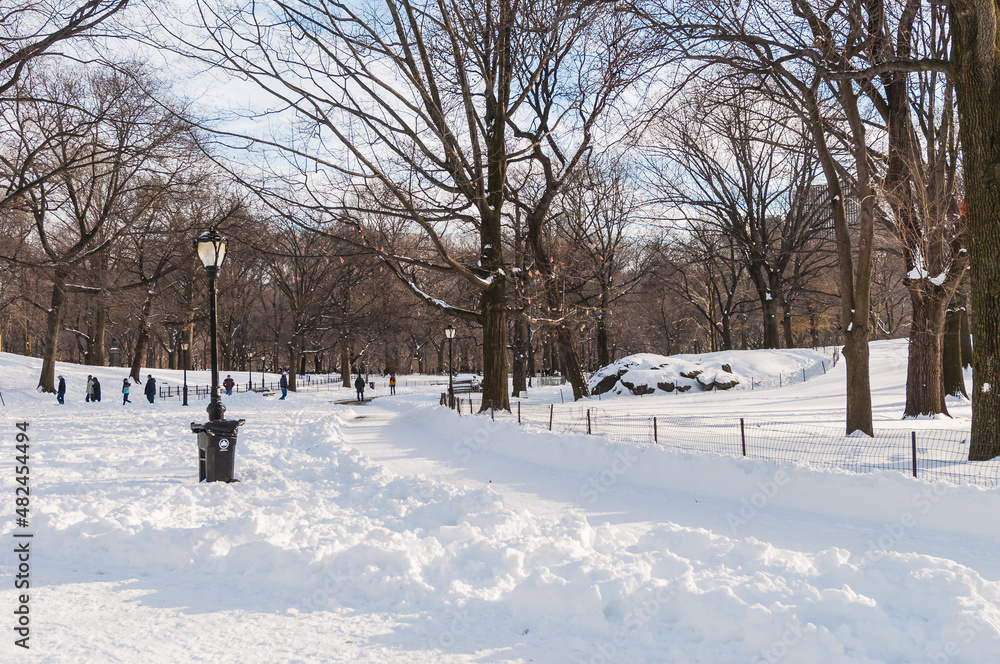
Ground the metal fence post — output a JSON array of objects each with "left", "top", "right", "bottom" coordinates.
[
  {"left": 518, "top": 402, "right": 521, "bottom": 425},
  {"left": 653, "top": 417, "right": 658, "bottom": 444},
  {"left": 740, "top": 418, "right": 747, "bottom": 457},
  {"left": 912, "top": 431, "right": 917, "bottom": 478},
  {"left": 549, "top": 404, "right": 553, "bottom": 431},
  {"left": 587, "top": 408, "right": 592, "bottom": 435}
]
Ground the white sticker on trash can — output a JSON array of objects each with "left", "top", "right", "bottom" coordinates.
[{"left": 219, "top": 438, "right": 230, "bottom": 450}]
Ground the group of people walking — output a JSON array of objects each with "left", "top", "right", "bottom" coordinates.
[
  {"left": 55, "top": 369, "right": 399, "bottom": 405},
  {"left": 57, "top": 374, "right": 157, "bottom": 405}
]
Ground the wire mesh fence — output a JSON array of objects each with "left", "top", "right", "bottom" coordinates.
[{"left": 450, "top": 398, "right": 997, "bottom": 488}]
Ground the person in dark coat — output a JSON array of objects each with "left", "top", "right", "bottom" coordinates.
[
  {"left": 144, "top": 374, "right": 156, "bottom": 403},
  {"left": 86, "top": 376, "right": 94, "bottom": 402},
  {"left": 122, "top": 378, "right": 131, "bottom": 404},
  {"left": 223, "top": 374, "right": 235, "bottom": 396},
  {"left": 279, "top": 370, "right": 288, "bottom": 400},
  {"left": 57, "top": 375, "right": 66, "bottom": 404},
  {"left": 354, "top": 375, "right": 365, "bottom": 402},
  {"left": 92, "top": 377, "right": 102, "bottom": 402}
]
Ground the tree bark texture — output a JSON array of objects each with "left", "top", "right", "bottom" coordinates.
[
  {"left": 903, "top": 287, "right": 949, "bottom": 417},
  {"left": 949, "top": 1, "right": 1000, "bottom": 459}
]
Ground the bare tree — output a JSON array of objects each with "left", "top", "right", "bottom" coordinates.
[
  {"left": 0, "top": 0, "right": 130, "bottom": 95},
  {"left": 554, "top": 156, "right": 654, "bottom": 368},
  {"left": 0, "top": 64, "right": 195, "bottom": 392}
]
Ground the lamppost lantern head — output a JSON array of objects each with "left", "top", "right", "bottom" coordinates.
[
  {"left": 195, "top": 229, "right": 227, "bottom": 272},
  {"left": 445, "top": 324, "right": 456, "bottom": 339},
  {"left": 181, "top": 341, "right": 189, "bottom": 351}
]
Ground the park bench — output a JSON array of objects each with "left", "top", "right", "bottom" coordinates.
[{"left": 439, "top": 378, "right": 480, "bottom": 406}]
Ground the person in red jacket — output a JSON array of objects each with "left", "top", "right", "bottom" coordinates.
[{"left": 223, "top": 375, "right": 235, "bottom": 396}]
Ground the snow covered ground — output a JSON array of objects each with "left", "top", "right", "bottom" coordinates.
[{"left": 1, "top": 340, "right": 998, "bottom": 663}]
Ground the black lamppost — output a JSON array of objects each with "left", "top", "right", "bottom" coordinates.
[
  {"left": 181, "top": 341, "right": 189, "bottom": 406},
  {"left": 195, "top": 229, "right": 227, "bottom": 421},
  {"left": 190, "top": 229, "right": 245, "bottom": 483},
  {"left": 445, "top": 324, "right": 456, "bottom": 408},
  {"left": 248, "top": 353, "right": 255, "bottom": 391}
]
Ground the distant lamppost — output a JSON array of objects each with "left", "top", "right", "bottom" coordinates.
[
  {"left": 181, "top": 341, "right": 189, "bottom": 406},
  {"left": 445, "top": 324, "right": 456, "bottom": 408},
  {"left": 195, "top": 229, "right": 227, "bottom": 421},
  {"left": 247, "top": 353, "right": 254, "bottom": 391},
  {"left": 190, "top": 229, "right": 245, "bottom": 483}
]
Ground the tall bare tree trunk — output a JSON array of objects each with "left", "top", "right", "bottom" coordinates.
[
  {"left": 37, "top": 270, "right": 68, "bottom": 393},
  {"left": 950, "top": 2, "right": 1000, "bottom": 459}
]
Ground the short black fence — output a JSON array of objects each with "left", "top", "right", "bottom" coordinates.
[
  {"left": 448, "top": 399, "right": 998, "bottom": 488},
  {"left": 158, "top": 373, "right": 343, "bottom": 400}
]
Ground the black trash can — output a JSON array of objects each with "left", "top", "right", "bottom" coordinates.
[{"left": 191, "top": 418, "right": 246, "bottom": 483}]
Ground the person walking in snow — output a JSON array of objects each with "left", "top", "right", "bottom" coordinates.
[
  {"left": 223, "top": 374, "right": 235, "bottom": 396},
  {"left": 279, "top": 370, "right": 288, "bottom": 400},
  {"left": 389, "top": 373, "right": 396, "bottom": 395},
  {"left": 122, "top": 378, "right": 131, "bottom": 404},
  {"left": 144, "top": 374, "right": 156, "bottom": 403},
  {"left": 354, "top": 374, "right": 365, "bottom": 402},
  {"left": 92, "top": 377, "right": 102, "bottom": 402},
  {"left": 57, "top": 375, "right": 66, "bottom": 404},
  {"left": 86, "top": 375, "right": 95, "bottom": 402}
]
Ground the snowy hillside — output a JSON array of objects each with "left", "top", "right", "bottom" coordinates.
[{"left": 1, "top": 341, "right": 998, "bottom": 663}]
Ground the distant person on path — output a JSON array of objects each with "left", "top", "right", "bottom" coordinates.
[
  {"left": 389, "top": 373, "right": 396, "bottom": 395},
  {"left": 144, "top": 374, "right": 156, "bottom": 403},
  {"left": 279, "top": 370, "right": 288, "bottom": 400},
  {"left": 354, "top": 375, "right": 365, "bottom": 402},
  {"left": 57, "top": 375, "right": 66, "bottom": 404},
  {"left": 93, "top": 377, "right": 102, "bottom": 402},
  {"left": 122, "top": 378, "right": 131, "bottom": 404},
  {"left": 223, "top": 374, "right": 235, "bottom": 396},
  {"left": 86, "top": 376, "right": 94, "bottom": 403}
]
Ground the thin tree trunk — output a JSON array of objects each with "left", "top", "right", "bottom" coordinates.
[
  {"left": 89, "top": 306, "right": 107, "bottom": 366},
  {"left": 511, "top": 313, "right": 527, "bottom": 397},
  {"left": 287, "top": 343, "right": 298, "bottom": 391},
  {"left": 129, "top": 295, "right": 154, "bottom": 384},
  {"left": 944, "top": 300, "right": 968, "bottom": 398},
  {"left": 341, "top": 339, "right": 351, "bottom": 387},
  {"left": 958, "top": 289, "right": 973, "bottom": 369},
  {"left": 37, "top": 270, "right": 68, "bottom": 393}
]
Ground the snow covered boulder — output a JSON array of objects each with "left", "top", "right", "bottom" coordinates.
[
  {"left": 587, "top": 347, "right": 831, "bottom": 398},
  {"left": 587, "top": 353, "right": 740, "bottom": 396}
]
